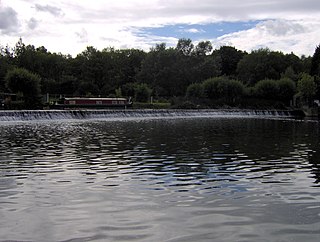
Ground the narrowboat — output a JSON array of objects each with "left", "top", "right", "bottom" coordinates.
[{"left": 53, "top": 97, "right": 132, "bottom": 109}]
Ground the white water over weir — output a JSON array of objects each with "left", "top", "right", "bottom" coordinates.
[{"left": 0, "top": 109, "right": 304, "bottom": 121}]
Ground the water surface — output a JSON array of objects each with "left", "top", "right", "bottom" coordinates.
[{"left": 0, "top": 117, "right": 319, "bottom": 241}]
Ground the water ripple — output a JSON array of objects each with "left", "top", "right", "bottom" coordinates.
[{"left": 0, "top": 118, "right": 319, "bottom": 241}]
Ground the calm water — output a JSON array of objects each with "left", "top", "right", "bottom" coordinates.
[{"left": 0, "top": 116, "right": 319, "bottom": 242}]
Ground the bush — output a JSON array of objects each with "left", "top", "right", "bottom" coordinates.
[
  {"left": 134, "top": 83, "right": 152, "bottom": 102},
  {"left": 297, "top": 73, "right": 316, "bottom": 99},
  {"left": 186, "top": 83, "right": 203, "bottom": 98},
  {"left": 277, "top": 78, "right": 296, "bottom": 103},
  {"left": 254, "top": 79, "right": 278, "bottom": 99},
  {"left": 5, "top": 68, "right": 42, "bottom": 108},
  {"left": 202, "top": 77, "right": 245, "bottom": 102}
]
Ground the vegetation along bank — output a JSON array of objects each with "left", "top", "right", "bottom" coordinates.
[{"left": 1, "top": 38, "right": 320, "bottom": 116}]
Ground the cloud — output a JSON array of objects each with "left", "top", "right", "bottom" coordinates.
[
  {"left": 34, "top": 3, "right": 63, "bottom": 17},
  {"left": 75, "top": 28, "right": 89, "bottom": 43},
  {"left": 213, "top": 19, "right": 318, "bottom": 56},
  {"left": 184, "top": 28, "right": 205, "bottom": 34},
  {"left": 1, "top": 0, "right": 320, "bottom": 56},
  {"left": 0, "top": 6, "right": 19, "bottom": 34},
  {"left": 27, "top": 17, "right": 38, "bottom": 30},
  {"left": 255, "top": 20, "right": 306, "bottom": 36}
]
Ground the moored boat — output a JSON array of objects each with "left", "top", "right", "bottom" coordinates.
[{"left": 52, "top": 97, "right": 132, "bottom": 109}]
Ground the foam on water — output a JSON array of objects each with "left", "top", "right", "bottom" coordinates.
[{"left": 0, "top": 109, "right": 301, "bottom": 121}]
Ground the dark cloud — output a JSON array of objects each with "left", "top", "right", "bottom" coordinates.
[
  {"left": 153, "top": 0, "right": 320, "bottom": 21},
  {"left": 34, "top": 4, "right": 63, "bottom": 17},
  {"left": 259, "top": 20, "right": 306, "bottom": 37},
  {"left": 0, "top": 6, "right": 19, "bottom": 34},
  {"left": 27, "top": 17, "right": 39, "bottom": 30}
]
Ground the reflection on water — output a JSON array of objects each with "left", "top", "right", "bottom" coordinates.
[{"left": 0, "top": 117, "right": 320, "bottom": 241}]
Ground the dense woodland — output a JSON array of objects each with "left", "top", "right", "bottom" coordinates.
[{"left": 1, "top": 38, "right": 320, "bottom": 109}]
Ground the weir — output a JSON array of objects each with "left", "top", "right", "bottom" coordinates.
[{"left": 0, "top": 109, "right": 304, "bottom": 122}]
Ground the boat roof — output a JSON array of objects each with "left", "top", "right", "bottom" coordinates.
[{"left": 64, "top": 97, "right": 127, "bottom": 100}]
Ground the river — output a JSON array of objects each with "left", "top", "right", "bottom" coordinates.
[{"left": 0, "top": 115, "right": 319, "bottom": 241}]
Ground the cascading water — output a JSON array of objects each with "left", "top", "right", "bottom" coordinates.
[{"left": 0, "top": 109, "right": 304, "bottom": 121}]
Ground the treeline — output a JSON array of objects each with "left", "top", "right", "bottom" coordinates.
[{"left": 1, "top": 38, "right": 320, "bottom": 109}]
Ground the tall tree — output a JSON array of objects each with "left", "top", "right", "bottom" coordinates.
[
  {"left": 0, "top": 47, "right": 14, "bottom": 91},
  {"left": 215, "top": 46, "right": 245, "bottom": 77},
  {"left": 176, "top": 38, "right": 194, "bottom": 56},
  {"left": 297, "top": 73, "right": 317, "bottom": 105},
  {"left": 5, "top": 68, "right": 41, "bottom": 108},
  {"left": 237, "top": 48, "right": 288, "bottom": 86},
  {"left": 310, "top": 44, "right": 320, "bottom": 76},
  {"left": 137, "top": 46, "right": 185, "bottom": 97},
  {"left": 194, "top": 41, "right": 213, "bottom": 56}
]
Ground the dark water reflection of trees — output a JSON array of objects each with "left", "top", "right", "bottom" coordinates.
[{"left": 0, "top": 118, "right": 319, "bottom": 185}]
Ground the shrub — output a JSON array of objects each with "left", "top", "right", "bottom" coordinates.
[
  {"left": 202, "top": 77, "right": 245, "bottom": 102},
  {"left": 254, "top": 79, "right": 278, "bottom": 99},
  {"left": 134, "top": 83, "right": 152, "bottom": 102},
  {"left": 5, "top": 68, "right": 42, "bottom": 108},
  {"left": 186, "top": 83, "right": 204, "bottom": 99},
  {"left": 297, "top": 73, "right": 316, "bottom": 99},
  {"left": 277, "top": 78, "right": 296, "bottom": 103}
]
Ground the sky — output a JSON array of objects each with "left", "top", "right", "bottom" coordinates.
[{"left": 1, "top": 0, "right": 320, "bottom": 56}]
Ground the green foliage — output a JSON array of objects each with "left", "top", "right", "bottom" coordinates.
[
  {"left": 115, "top": 87, "right": 122, "bottom": 97},
  {"left": 277, "top": 78, "right": 296, "bottom": 103},
  {"left": 176, "top": 38, "right": 194, "bottom": 56},
  {"left": 215, "top": 46, "right": 245, "bottom": 77},
  {"left": 186, "top": 83, "right": 204, "bottom": 98},
  {"left": 134, "top": 83, "right": 152, "bottom": 102},
  {"left": 202, "top": 77, "right": 245, "bottom": 102},
  {"left": 281, "top": 66, "right": 297, "bottom": 82},
  {"left": 77, "top": 81, "right": 99, "bottom": 96},
  {"left": 254, "top": 79, "right": 279, "bottom": 99},
  {"left": 122, "top": 82, "right": 135, "bottom": 97},
  {"left": 297, "top": 73, "right": 316, "bottom": 100},
  {"left": 194, "top": 41, "right": 213, "bottom": 56},
  {"left": 254, "top": 78, "right": 296, "bottom": 103},
  {"left": 237, "top": 48, "right": 301, "bottom": 86},
  {"left": 0, "top": 38, "right": 318, "bottom": 109},
  {"left": 5, "top": 67, "right": 41, "bottom": 108},
  {"left": 310, "top": 44, "right": 320, "bottom": 76}
]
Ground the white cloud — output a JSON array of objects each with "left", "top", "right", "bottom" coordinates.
[
  {"left": 75, "top": 28, "right": 89, "bottom": 43},
  {"left": 0, "top": 6, "right": 19, "bottom": 34},
  {"left": 213, "top": 19, "right": 319, "bottom": 56},
  {"left": 0, "top": 0, "right": 320, "bottom": 56},
  {"left": 34, "top": 3, "right": 64, "bottom": 17},
  {"left": 27, "top": 17, "right": 38, "bottom": 30},
  {"left": 184, "top": 28, "right": 205, "bottom": 34}
]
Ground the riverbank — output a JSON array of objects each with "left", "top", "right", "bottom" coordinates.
[{"left": 301, "top": 106, "right": 319, "bottom": 117}]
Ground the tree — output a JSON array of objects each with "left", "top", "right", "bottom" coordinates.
[
  {"left": 277, "top": 78, "right": 296, "bottom": 104},
  {"left": 137, "top": 46, "right": 187, "bottom": 97},
  {"left": 215, "top": 46, "right": 245, "bottom": 77},
  {"left": 5, "top": 68, "right": 41, "bottom": 108},
  {"left": 310, "top": 44, "right": 320, "bottom": 76},
  {"left": 237, "top": 48, "right": 288, "bottom": 86},
  {"left": 0, "top": 56, "right": 12, "bottom": 91},
  {"left": 134, "top": 83, "right": 152, "bottom": 102},
  {"left": 202, "top": 77, "right": 245, "bottom": 103},
  {"left": 297, "top": 73, "right": 317, "bottom": 105},
  {"left": 281, "top": 66, "right": 297, "bottom": 82},
  {"left": 186, "top": 83, "right": 204, "bottom": 99},
  {"left": 254, "top": 79, "right": 279, "bottom": 100},
  {"left": 176, "top": 38, "right": 194, "bottom": 56},
  {"left": 194, "top": 41, "right": 212, "bottom": 56}
]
